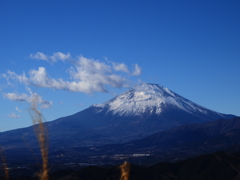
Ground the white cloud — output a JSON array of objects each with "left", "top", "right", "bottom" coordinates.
[
  {"left": 113, "top": 63, "right": 130, "bottom": 73},
  {"left": 40, "top": 100, "right": 53, "bottom": 109},
  {"left": 67, "top": 56, "right": 129, "bottom": 93},
  {"left": 16, "top": 107, "right": 22, "bottom": 113},
  {"left": 8, "top": 113, "right": 20, "bottom": 118},
  {"left": 30, "top": 52, "right": 49, "bottom": 61},
  {"left": 3, "top": 53, "right": 142, "bottom": 94},
  {"left": 30, "top": 52, "right": 71, "bottom": 63},
  {"left": 4, "top": 93, "right": 28, "bottom": 102},
  {"left": 50, "top": 52, "right": 71, "bottom": 62},
  {"left": 3, "top": 70, "right": 29, "bottom": 84},
  {"left": 4, "top": 88, "right": 52, "bottom": 109},
  {"left": 110, "top": 60, "right": 141, "bottom": 76},
  {"left": 132, "top": 64, "right": 142, "bottom": 76}
]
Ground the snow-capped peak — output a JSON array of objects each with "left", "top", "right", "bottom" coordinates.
[{"left": 93, "top": 83, "right": 221, "bottom": 116}]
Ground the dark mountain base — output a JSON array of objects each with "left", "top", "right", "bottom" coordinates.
[
  {"left": 1, "top": 151, "right": 240, "bottom": 180},
  {"left": 3, "top": 117, "right": 240, "bottom": 169}
]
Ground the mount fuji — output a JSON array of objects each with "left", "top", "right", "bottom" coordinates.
[
  {"left": 0, "top": 83, "right": 235, "bottom": 149},
  {"left": 94, "top": 83, "right": 228, "bottom": 118}
]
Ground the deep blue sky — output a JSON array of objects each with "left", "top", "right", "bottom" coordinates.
[{"left": 0, "top": 0, "right": 239, "bottom": 132}]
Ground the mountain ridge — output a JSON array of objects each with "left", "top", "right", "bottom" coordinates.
[{"left": 0, "top": 83, "right": 236, "bottom": 149}]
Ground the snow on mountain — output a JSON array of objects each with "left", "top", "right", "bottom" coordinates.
[{"left": 94, "top": 83, "right": 224, "bottom": 117}]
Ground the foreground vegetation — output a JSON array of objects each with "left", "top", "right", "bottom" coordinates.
[{"left": 1, "top": 151, "right": 240, "bottom": 180}]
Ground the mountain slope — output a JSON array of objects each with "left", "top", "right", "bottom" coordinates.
[
  {"left": 43, "top": 117, "right": 240, "bottom": 166},
  {"left": 0, "top": 83, "right": 235, "bottom": 148},
  {"left": 94, "top": 117, "right": 240, "bottom": 155}
]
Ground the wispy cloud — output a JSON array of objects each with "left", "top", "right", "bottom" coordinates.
[
  {"left": 8, "top": 113, "right": 20, "bottom": 118},
  {"left": 4, "top": 88, "right": 52, "bottom": 109},
  {"left": 132, "top": 64, "right": 142, "bottom": 76},
  {"left": 16, "top": 107, "right": 22, "bottom": 113},
  {"left": 50, "top": 52, "right": 71, "bottom": 62},
  {"left": 3, "top": 54, "right": 142, "bottom": 94},
  {"left": 4, "top": 92, "right": 28, "bottom": 101},
  {"left": 30, "top": 52, "right": 49, "bottom": 61},
  {"left": 30, "top": 52, "right": 71, "bottom": 64},
  {"left": 112, "top": 63, "right": 130, "bottom": 73}
]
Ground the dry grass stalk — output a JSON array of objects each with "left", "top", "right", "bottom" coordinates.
[
  {"left": 119, "top": 161, "right": 130, "bottom": 180},
  {"left": 0, "top": 149, "right": 9, "bottom": 180},
  {"left": 29, "top": 100, "right": 48, "bottom": 180}
]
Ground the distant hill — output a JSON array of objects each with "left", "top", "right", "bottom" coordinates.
[
  {"left": 109, "top": 116, "right": 240, "bottom": 154},
  {"left": 66, "top": 117, "right": 240, "bottom": 163}
]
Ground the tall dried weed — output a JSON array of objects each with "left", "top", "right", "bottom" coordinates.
[
  {"left": 119, "top": 161, "right": 130, "bottom": 180},
  {"left": 0, "top": 149, "right": 9, "bottom": 180},
  {"left": 2, "top": 98, "right": 132, "bottom": 180},
  {"left": 29, "top": 100, "right": 49, "bottom": 180}
]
